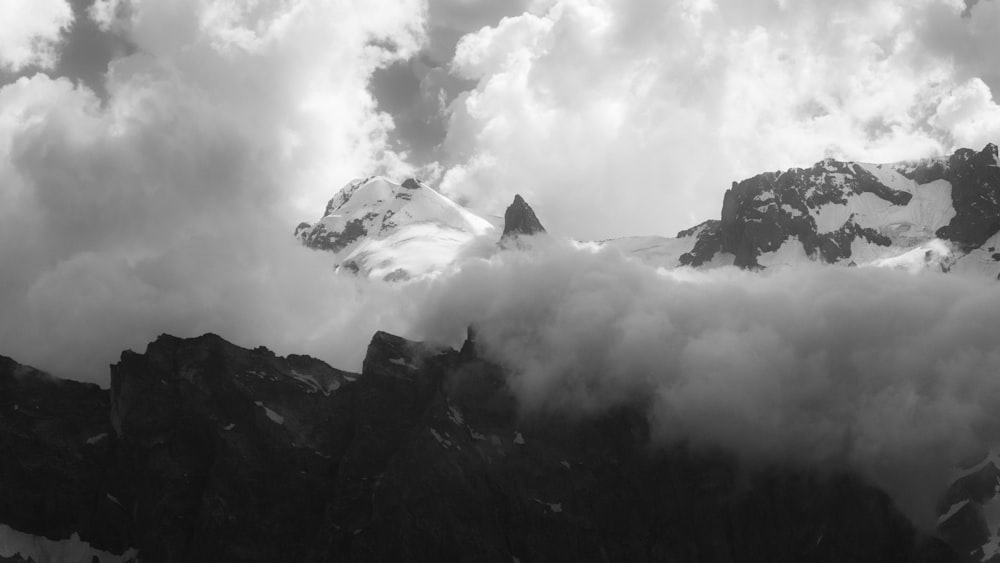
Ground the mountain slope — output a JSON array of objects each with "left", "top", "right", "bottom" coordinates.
[
  {"left": 297, "top": 145, "right": 1000, "bottom": 280},
  {"left": 664, "top": 144, "right": 1000, "bottom": 275},
  {"left": 0, "top": 335, "right": 961, "bottom": 562},
  {"left": 295, "top": 176, "right": 495, "bottom": 281}
]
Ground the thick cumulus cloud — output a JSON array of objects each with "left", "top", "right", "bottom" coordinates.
[
  {"left": 435, "top": 0, "right": 1000, "bottom": 239},
  {"left": 0, "top": 0, "right": 429, "bottom": 383},
  {"left": 0, "top": 0, "right": 73, "bottom": 70},
  {"left": 413, "top": 241, "right": 1000, "bottom": 526}
]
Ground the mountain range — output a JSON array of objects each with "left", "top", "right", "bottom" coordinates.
[
  {"left": 295, "top": 144, "right": 1000, "bottom": 280},
  {"left": 1, "top": 145, "right": 999, "bottom": 562}
]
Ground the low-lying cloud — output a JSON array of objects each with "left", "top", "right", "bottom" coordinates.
[{"left": 413, "top": 240, "right": 1000, "bottom": 526}]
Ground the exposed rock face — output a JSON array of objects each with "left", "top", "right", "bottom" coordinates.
[
  {"left": 107, "top": 334, "right": 352, "bottom": 561},
  {"left": 0, "top": 356, "right": 116, "bottom": 550},
  {"left": 679, "top": 144, "right": 1000, "bottom": 271},
  {"left": 501, "top": 194, "right": 546, "bottom": 241},
  {"left": 0, "top": 334, "right": 963, "bottom": 562},
  {"left": 904, "top": 143, "right": 1000, "bottom": 252}
]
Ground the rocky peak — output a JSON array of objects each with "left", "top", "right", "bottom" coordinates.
[
  {"left": 501, "top": 194, "right": 546, "bottom": 241},
  {"left": 0, "top": 332, "right": 968, "bottom": 561},
  {"left": 678, "top": 144, "right": 1000, "bottom": 272},
  {"left": 295, "top": 176, "right": 495, "bottom": 280}
]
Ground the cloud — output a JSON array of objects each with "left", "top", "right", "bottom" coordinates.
[
  {"left": 0, "top": 0, "right": 73, "bottom": 70},
  {"left": 433, "top": 0, "right": 1000, "bottom": 239},
  {"left": 0, "top": 0, "right": 429, "bottom": 382},
  {"left": 412, "top": 241, "right": 1000, "bottom": 527}
]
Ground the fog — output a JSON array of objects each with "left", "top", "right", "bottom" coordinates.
[{"left": 413, "top": 240, "right": 1000, "bottom": 526}]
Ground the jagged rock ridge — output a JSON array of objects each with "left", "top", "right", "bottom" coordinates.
[
  {"left": 0, "top": 334, "right": 965, "bottom": 562},
  {"left": 674, "top": 144, "right": 1000, "bottom": 275},
  {"left": 501, "top": 193, "right": 546, "bottom": 240},
  {"left": 296, "top": 145, "right": 1000, "bottom": 279}
]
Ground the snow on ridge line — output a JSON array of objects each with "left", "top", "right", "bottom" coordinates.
[
  {"left": 0, "top": 523, "right": 138, "bottom": 563},
  {"left": 254, "top": 401, "right": 285, "bottom": 425}
]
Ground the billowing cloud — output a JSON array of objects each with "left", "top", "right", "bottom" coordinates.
[
  {"left": 0, "top": 0, "right": 73, "bottom": 70},
  {"left": 0, "top": 0, "right": 428, "bottom": 382},
  {"left": 434, "top": 0, "right": 1000, "bottom": 239},
  {"left": 412, "top": 241, "right": 1000, "bottom": 527}
]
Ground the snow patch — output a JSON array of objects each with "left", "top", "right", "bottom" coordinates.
[
  {"left": 86, "top": 433, "right": 108, "bottom": 445},
  {"left": 938, "top": 500, "right": 970, "bottom": 525},
  {"left": 301, "top": 176, "right": 496, "bottom": 280},
  {"left": 447, "top": 405, "right": 464, "bottom": 425},
  {"left": 429, "top": 428, "right": 456, "bottom": 449},
  {"left": 781, "top": 204, "right": 802, "bottom": 217},
  {"left": 388, "top": 357, "right": 417, "bottom": 370},
  {"left": 513, "top": 432, "right": 525, "bottom": 445},
  {"left": 953, "top": 231, "right": 1000, "bottom": 279},
  {"left": 289, "top": 369, "right": 340, "bottom": 396},
  {"left": 254, "top": 402, "right": 284, "bottom": 425},
  {"left": 0, "top": 523, "right": 138, "bottom": 563},
  {"left": 757, "top": 238, "right": 811, "bottom": 269}
]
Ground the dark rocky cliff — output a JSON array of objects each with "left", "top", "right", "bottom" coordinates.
[
  {"left": 501, "top": 194, "right": 547, "bottom": 242},
  {"left": 680, "top": 144, "right": 1000, "bottom": 269},
  {"left": 0, "top": 335, "right": 962, "bottom": 562}
]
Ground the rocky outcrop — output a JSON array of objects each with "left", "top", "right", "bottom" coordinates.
[
  {"left": 107, "top": 334, "right": 353, "bottom": 561},
  {"left": 0, "top": 333, "right": 964, "bottom": 562},
  {"left": 904, "top": 143, "right": 1000, "bottom": 251},
  {"left": 501, "top": 194, "right": 546, "bottom": 241},
  {"left": 0, "top": 356, "right": 116, "bottom": 551},
  {"left": 680, "top": 145, "right": 1000, "bottom": 269}
]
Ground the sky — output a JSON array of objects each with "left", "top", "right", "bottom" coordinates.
[
  {"left": 4, "top": 0, "right": 1000, "bottom": 238},
  {"left": 3, "top": 0, "right": 1000, "bottom": 527}
]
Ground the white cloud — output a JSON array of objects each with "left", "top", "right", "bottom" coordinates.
[
  {"left": 435, "top": 0, "right": 999, "bottom": 239},
  {"left": 0, "top": 0, "right": 428, "bottom": 381},
  {"left": 411, "top": 240, "right": 1000, "bottom": 527},
  {"left": 0, "top": 0, "right": 73, "bottom": 70},
  {"left": 931, "top": 78, "right": 1000, "bottom": 148}
]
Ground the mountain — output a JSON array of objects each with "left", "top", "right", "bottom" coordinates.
[
  {"left": 0, "top": 333, "right": 964, "bottom": 562},
  {"left": 501, "top": 193, "right": 547, "bottom": 241},
  {"left": 621, "top": 143, "right": 1000, "bottom": 276},
  {"left": 297, "top": 145, "right": 1000, "bottom": 279},
  {"left": 295, "top": 176, "right": 496, "bottom": 281}
]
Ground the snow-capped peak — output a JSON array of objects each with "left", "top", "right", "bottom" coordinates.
[{"left": 296, "top": 176, "right": 496, "bottom": 281}]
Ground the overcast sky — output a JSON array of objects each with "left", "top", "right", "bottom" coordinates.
[{"left": 1, "top": 0, "right": 1000, "bottom": 382}]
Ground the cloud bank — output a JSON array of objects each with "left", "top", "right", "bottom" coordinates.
[
  {"left": 0, "top": 0, "right": 429, "bottom": 382},
  {"left": 0, "top": 0, "right": 73, "bottom": 70},
  {"left": 413, "top": 241, "right": 1000, "bottom": 526},
  {"left": 434, "top": 0, "right": 1000, "bottom": 238}
]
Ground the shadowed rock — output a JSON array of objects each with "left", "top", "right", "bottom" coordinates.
[
  {"left": 0, "top": 333, "right": 962, "bottom": 562},
  {"left": 501, "top": 194, "right": 546, "bottom": 241}
]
